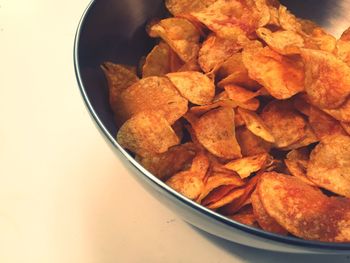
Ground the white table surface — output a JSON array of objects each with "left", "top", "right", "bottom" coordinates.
[{"left": 1, "top": 0, "right": 350, "bottom": 262}]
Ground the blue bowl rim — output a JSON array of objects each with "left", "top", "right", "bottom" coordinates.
[{"left": 73, "top": 0, "right": 350, "bottom": 251}]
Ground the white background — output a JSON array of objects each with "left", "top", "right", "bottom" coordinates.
[{"left": 1, "top": 0, "right": 350, "bottom": 262}]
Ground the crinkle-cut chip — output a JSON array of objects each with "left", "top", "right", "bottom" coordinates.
[
  {"left": 278, "top": 5, "right": 302, "bottom": 33},
  {"left": 138, "top": 143, "right": 197, "bottom": 181},
  {"left": 142, "top": 42, "right": 171, "bottom": 77},
  {"left": 166, "top": 71, "right": 215, "bottom": 105},
  {"left": 309, "top": 106, "right": 346, "bottom": 140},
  {"left": 165, "top": 0, "right": 217, "bottom": 16},
  {"left": 101, "top": 62, "right": 139, "bottom": 114},
  {"left": 300, "top": 48, "right": 350, "bottom": 109},
  {"left": 197, "top": 171, "right": 244, "bottom": 203},
  {"left": 259, "top": 172, "right": 350, "bottom": 242},
  {"left": 237, "top": 108, "right": 275, "bottom": 143},
  {"left": 242, "top": 46, "right": 304, "bottom": 100},
  {"left": 307, "top": 134, "right": 350, "bottom": 198},
  {"left": 236, "top": 127, "right": 272, "bottom": 156},
  {"left": 190, "top": 0, "right": 266, "bottom": 40},
  {"left": 323, "top": 98, "right": 350, "bottom": 122},
  {"left": 285, "top": 148, "right": 316, "bottom": 186},
  {"left": 117, "top": 111, "right": 180, "bottom": 157},
  {"left": 256, "top": 28, "right": 304, "bottom": 55},
  {"left": 281, "top": 125, "right": 318, "bottom": 151},
  {"left": 117, "top": 76, "right": 188, "bottom": 125},
  {"left": 224, "top": 84, "right": 259, "bottom": 103},
  {"left": 341, "top": 122, "right": 350, "bottom": 135},
  {"left": 192, "top": 107, "right": 242, "bottom": 159},
  {"left": 229, "top": 206, "right": 258, "bottom": 227},
  {"left": 206, "top": 188, "right": 245, "bottom": 210},
  {"left": 148, "top": 18, "right": 200, "bottom": 63},
  {"left": 251, "top": 189, "right": 288, "bottom": 235},
  {"left": 261, "top": 100, "right": 307, "bottom": 148},
  {"left": 198, "top": 34, "right": 242, "bottom": 73},
  {"left": 225, "top": 153, "right": 271, "bottom": 179}
]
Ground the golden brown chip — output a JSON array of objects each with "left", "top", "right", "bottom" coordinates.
[
  {"left": 101, "top": 62, "right": 139, "bottom": 113},
  {"left": 304, "top": 28, "right": 336, "bottom": 53},
  {"left": 142, "top": 42, "right": 171, "bottom": 77},
  {"left": 336, "top": 27, "right": 350, "bottom": 66},
  {"left": 309, "top": 106, "right": 346, "bottom": 140},
  {"left": 281, "top": 125, "right": 318, "bottom": 151},
  {"left": 300, "top": 48, "right": 350, "bottom": 109},
  {"left": 192, "top": 107, "right": 242, "bottom": 159},
  {"left": 242, "top": 46, "right": 304, "bottom": 99},
  {"left": 259, "top": 172, "right": 350, "bottom": 242},
  {"left": 323, "top": 98, "right": 350, "bottom": 123},
  {"left": 261, "top": 101, "right": 307, "bottom": 148},
  {"left": 341, "top": 122, "right": 350, "bottom": 135},
  {"left": 237, "top": 108, "right": 275, "bottom": 143},
  {"left": 277, "top": 5, "right": 302, "bottom": 32},
  {"left": 117, "top": 111, "right": 180, "bottom": 157},
  {"left": 165, "top": 0, "right": 217, "bottom": 16},
  {"left": 189, "top": 100, "right": 236, "bottom": 116},
  {"left": 256, "top": 28, "right": 304, "bottom": 55},
  {"left": 236, "top": 127, "right": 272, "bottom": 156},
  {"left": 166, "top": 71, "right": 215, "bottom": 105},
  {"left": 117, "top": 76, "right": 188, "bottom": 125},
  {"left": 293, "top": 94, "right": 312, "bottom": 117},
  {"left": 225, "top": 153, "right": 271, "bottom": 179},
  {"left": 198, "top": 34, "right": 242, "bottom": 73},
  {"left": 138, "top": 143, "right": 197, "bottom": 181},
  {"left": 224, "top": 84, "right": 259, "bottom": 103},
  {"left": 206, "top": 188, "right": 245, "bottom": 210},
  {"left": 251, "top": 189, "right": 288, "bottom": 235},
  {"left": 228, "top": 206, "right": 258, "bottom": 227},
  {"left": 307, "top": 134, "right": 350, "bottom": 198},
  {"left": 149, "top": 18, "right": 200, "bottom": 63}
]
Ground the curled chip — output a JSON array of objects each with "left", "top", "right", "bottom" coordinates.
[
  {"left": 117, "top": 111, "right": 180, "bottom": 157},
  {"left": 323, "top": 98, "right": 350, "bottom": 123},
  {"left": 278, "top": 5, "right": 302, "bottom": 32},
  {"left": 149, "top": 18, "right": 200, "bottom": 63},
  {"left": 142, "top": 42, "right": 171, "bottom": 77},
  {"left": 256, "top": 28, "right": 304, "bottom": 55},
  {"left": 236, "top": 127, "right": 272, "bottom": 156},
  {"left": 138, "top": 143, "right": 197, "bottom": 181},
  {"left": 336, "top": 27, "right": 350, "bottom": 66},
  {"left": 224, "top": 84, "right": 259, "bottom": 103},
  {"left": 190, "top": 0, "right": 267, "bottom": 40},
  {"left": 101, "top": 62, "right": 139, "bottom": 114},
  {"left": 237, "top": 108, "right": 275, "bottom": 143},
  {"left": 206, "top": 188, "right": 245, "bottom": 210},
  {"left": 166, "top": 71, "right": 215, "bottom": 105},
  {"left": 198, "top": 34, "right": 242, "bottom": 73},
  {"left": 307, "top": 134, "right": 350, "bottom": 198},
  {"left": 192, "top": 107, "right": 242, "bottom": 159},
  {"left": 166, "top": 152, "right": 209, "bottom": 200},
  {"left": 261, "top": 100, "right": 307, "bottom": 148},
  {"left": 251, "top": 190, "right": 288, "bottom": 235},
  {"left": 165, "top": 0, "right": 217, "bottom": 16},
  {"left": 229, "top": 206, "right": 258, "bottom": 227},
  {"left": 280, "top": 125, "right": 318, "bottom": 151},
  {"left": 242, "top": 46, "right": 304, "bottom": 99},
  {"left": 308, "top": 106, "right": 346, "bottom": 140},
  {"left": 225, "top": 153, "right": 271, "bottom": 179},
  {"left": 117, "top": 76, "right": 188, "bottom": 125},
  {"left": 300, "top": 48, "right": 350, "bottom": 109},
  {"left": 258, "top": 172, "right": 350, "bottom": 242}
]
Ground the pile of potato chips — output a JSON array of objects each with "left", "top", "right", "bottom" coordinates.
[{"left": 102, "top": 0, "right": 350, "bottom": 242}]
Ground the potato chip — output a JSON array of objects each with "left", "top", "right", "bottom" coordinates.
[
  {"left": 336, "top": 27, "right": 350, "bottom": 66},
  {"left": 149, "top": 18, "right": 200, "bottom": 63},
  {"left": 117, "top": 111, "right": 180, "bottom": 157},
  {"left": 138, "top": 143, "right": 197, "bottom": 181},
  {"left": 341, "top": 122, "right": 350, "bottom": 135},
  {"left": 259, "top": 172, "right": 350, "bottom": 242},
  {"left": 225, "top": 153, "right": 271, "bottom": 179},
  {"left": 198, "top": 34, "right": 242, "bottom": 73},
  {"left": 280, "top": 125, "right": 318, "bottom": 151},
  {"left": 206, "top": 188, "right": 245, "bottom": 210},
  {"left": 218, "top": 71, "right": 260, "bottom": 90},
  {"left": 307, "top": 134, "right": 350, "bottom": 198},
  {"left": 117, "top": 76, "right": 188, "bottom": 125},
  {"left": 237, "top": 108, "right": 275, "bottom": 143},
  {"left": 188, "top": 100, "right": 236, "bottom": 116},
  {"left": 293, "top": 94, "right": 312, "bottom": 117},
  {"left": 323, "top": 98, "right": 350, "bottom": 123},
  {"left": 300, "top": 48, "right": 350, "bottom": 109},
  {"left": 309, "top": 106, "right": 346, "bottom": 140},
  {"left": 277, "top": 5, "right": 302, "bottom": 33},
  {"left": 224, "top": 84, "right": 259, "bottom": 103},
  {"left": 165, "top": 0, "right": 217, "bottom": 16},
  {"left": 256, "top": 28, "right": 304, "bottom": 55},
  {"left": 177, "top": 59, "right": 201, "bottom": 72},
  {"left": 242, "top": 46, "right": 304, "bottom": 99},
  {"left": 166, "top": 71, "right": 215, "bottom": 105},
  {"left": 190, "top": 0, "right": 265, "bottom": 40},
  {"left": 236, "top": 127, "right": 272, "bottom": 156},
  {"left": 101, "top": 62, "right": 139, "bottom": 113},
  {"left": 304, "top": 27, "right": 337, "bottom": 53},
  {"left": 261, "top": 101, "right": 307, "bottom": 148},
  {"left": 228, "top": 206, "right": 258, "bottom": 227},
  {"left": 251, "top": 189, "right": 288, "bottom": 235},
  {"left": 284, "top": 148, "right": 316, "bottom": 186},
  {"left": 142, "top": 42, "right": 171, "bottom": 77},
  {"left": 192, "top": 107, "right": 242, "bottom": 159}
]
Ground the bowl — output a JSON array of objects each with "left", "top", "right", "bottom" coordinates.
[{"left": 74, "top": 0, "right": 350, "bottom": 254}]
